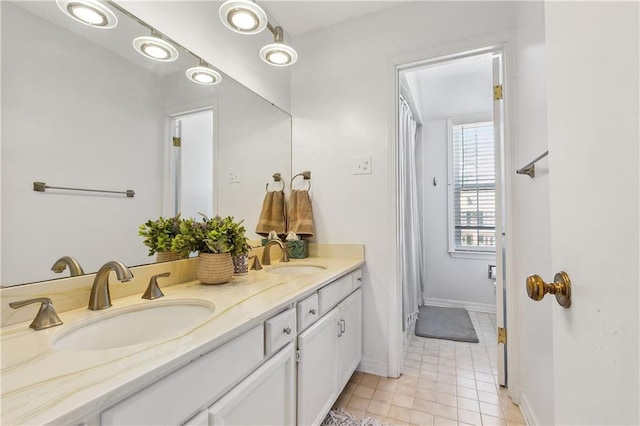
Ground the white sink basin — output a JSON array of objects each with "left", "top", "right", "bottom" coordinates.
[
  {"left": 266, "top": 265, "right": 326, "bottom": 276},
  {"left": 53, "top": 299, "right": 215, "bottom": 351}
]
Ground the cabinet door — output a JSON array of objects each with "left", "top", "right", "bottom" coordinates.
[
  {"left": 209, "top": 343, "right": 295, "bottom": 426},
  {"left": 297, "top": 308, "right": 340, "bottom": 426},
  {"left": 338, "top": 288, "right": 362, "bottom": 390}
]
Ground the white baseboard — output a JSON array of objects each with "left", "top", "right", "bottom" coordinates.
[
  {"left": 518, "top": 393, "right": 535, "bottom": 425},
  {"left": 357, "top": 358, "right": 388, "bottom": 377},
  {"left": 423, "top": 297, "right": 496, "bottom": 314}
]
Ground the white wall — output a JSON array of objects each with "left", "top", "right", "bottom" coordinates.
[
  {"left": 1, "top": 3, "right": 163, "bottom": 285},
  {"left": 291, "top": 1, "right": 516, "bottom": 374},
  {"left": 119, "top": 1, "right": 292, "bottom": 113},
  {"left": 511, "top": 2, "right": 554, "bottom": 424},
  {"left": 421, "top": 119, "right": 496, "bottom": 309}
]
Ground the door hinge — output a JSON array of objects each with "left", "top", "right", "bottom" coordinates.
[
  {"left": 295, "top": 350, "right": 301, "bottom": 363},
  {"left": 497, "top": 327, "right": 507, "bottom": 344},
  {"left": 172, "top": 137, "right": 182, "bottom": 147},
  {"left": 493, "top": 84, "right": 503, "bottom": 101}
]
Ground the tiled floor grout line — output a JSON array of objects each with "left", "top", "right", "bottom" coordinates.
[{"left": 332, "top": 312, "right": 526, "bottom": 426}]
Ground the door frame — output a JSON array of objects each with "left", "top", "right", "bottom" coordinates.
[{"left": 387, "top": 31, "right": 520, "bottom": 402}]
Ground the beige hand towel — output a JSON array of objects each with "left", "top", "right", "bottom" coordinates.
[
  {"left": 288, "top": 190, "right": 314, "bottom": 238},
  {"left": 256, "top": 190, "right": 286, "bottom": 236}
]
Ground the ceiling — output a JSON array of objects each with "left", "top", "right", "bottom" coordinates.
[{"left": 262, "top": 1, "right": 408, "bottom": 36}]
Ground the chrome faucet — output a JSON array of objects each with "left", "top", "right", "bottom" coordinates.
[
  {"left": 51, "top": 256, "right": 84, "bottom": 276},
  {"left": 88, "top": 261, "right": 133, "bottom": 310},
  {"left": 262, "top": 240, "right": 289, "bottom": 266}
]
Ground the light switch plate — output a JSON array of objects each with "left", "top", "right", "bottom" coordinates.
[
  {"left": 353, "top": 156, "right": 372, "bottom": 175},
  {"left": 228, "top": 170, "right": 240, "bottom": 183}
]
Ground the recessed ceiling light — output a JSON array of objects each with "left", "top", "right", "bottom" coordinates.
[
  {"left": 260, "top": 26, "right": 297, "bottom": 67},
  {"left": 56, "top": 0, "right": 118, "bottom": 29},
  {"left": 218, "top": 0, "right": 267, "bottom": 35},
  {"left": 186, "top": 65, "right": 222, "bottom": 86},
  {"left": 133, "top": 35, "right": 179, "bottom": 62}
]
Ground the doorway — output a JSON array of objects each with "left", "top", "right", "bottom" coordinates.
[
  {"left": 393, "top": 45, "right": 510, "bottom": 388},
  {"left": 169, "top": 109, "right": 216, "bottom": 219}
]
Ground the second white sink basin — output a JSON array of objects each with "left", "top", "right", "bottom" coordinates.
[
  {"left": 53, "top": 299, "right": 215, "bottom": 351},
  {"left": 266, "top": 265, "right": 326, "bottom": 275}
]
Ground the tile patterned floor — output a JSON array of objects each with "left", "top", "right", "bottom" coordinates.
[{"left": 332, "top": 311, "right": 526, "bottom": 426}]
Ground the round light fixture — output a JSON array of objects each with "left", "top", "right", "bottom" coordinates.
[
  {"left": 260, "top": 43, "right": 298, "bottom": 67},
  {"left": 218, "top": 0, "right": 267, "bottom": 35},
  {"left": 133, "top": 35, "right": 179, "bottom": 62},
  {"left": 186, "top": 65, "right": 222, "bottom": 86},
  {"left": 56, "top": 0, "right": 118, "bottom": 29}
]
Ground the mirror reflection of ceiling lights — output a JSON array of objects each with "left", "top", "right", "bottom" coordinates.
[
  {"left": 186, "top": 63, "right": 223, "bottom": 86},
  {"left": 55, "top": 0, "right": 222, "bottom": 86},
  {"left": 132, "top": 33, "right": 180, "bottom": 62},
  {"left": 218, "top": 0, "right": 298, "bottom": 67},
  {"left": 56, "top": 0, "right": 118, "bottom": 29}
]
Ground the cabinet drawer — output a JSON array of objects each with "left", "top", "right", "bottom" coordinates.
[
  {"left": 264, "top": 308, "right": 296, "bottom": 356},
  {"left": 101, "top": 325, "right": 264, "bottom": 425},
  {"left": 318, "top": 273, "right": 352, "bottom": 315},
  {"left": 352, "top": 268, "right": 363, "bottom": 289},
  {"left": 297, "top": 292, "right": 319, "bottom": 332}
]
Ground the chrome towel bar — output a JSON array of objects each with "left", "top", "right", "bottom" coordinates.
[
  {"left": 516, "top": 150, "right": 548, "bottom": 178},
  {"left": 33, "top": 181, "right": 135, "bottom": 197}
]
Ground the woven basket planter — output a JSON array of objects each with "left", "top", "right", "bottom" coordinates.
[
  {"left": 197, "top": 252, "right": 233, "bottom": 285},
  {"left": 156, "top": 251, "right": 186, "bottom": 263}
]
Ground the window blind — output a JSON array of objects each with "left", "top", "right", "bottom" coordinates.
[{"left": 451, "top": 121, "right": 496, "bottom": 251}]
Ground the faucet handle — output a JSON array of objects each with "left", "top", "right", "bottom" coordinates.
[
  {"left": 249, "top": 255, "right": 262, "bottom": 270},
  {"left": 142, "top": 272, "right": 170, "bottom": 300},
  {"left": 9, "top": 297, "right": 63, "bottom": 331},
  {"left": 280, "top": 243, "right": 290, "bottom": 263}
]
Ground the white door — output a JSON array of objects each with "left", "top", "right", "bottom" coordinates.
[
  {"left": 492, "top": 53, "right": 507, "bottom": 387},
  {"left": 209, "top": 343, "right": 296, "bottom": 425},
  {"left": 545, "top": 2, "right": 639, "bottom": 424},
  {"left": 169, "top": 109, "right": 215, "bottom": 218},
  {"left": 297, "top": 309, "right": 340, "bottom": 426},
  {"left": 337, "top": 288, "right": 362, "bottom": 390}
]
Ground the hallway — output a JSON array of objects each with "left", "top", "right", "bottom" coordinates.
[{"left": 333, "top": 312, "right": 525, "bottom": 425}]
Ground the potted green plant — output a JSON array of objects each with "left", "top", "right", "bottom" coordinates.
[
  {"left": 172, "top": 215, "right": 247, "bottom": 284},
  {"left": 138, "top": 214, "right": 186, "bottom": 263}
]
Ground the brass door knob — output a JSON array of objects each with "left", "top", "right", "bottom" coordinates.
[{"left": 526, "top": 271, "right": 572, "bottom": 308}]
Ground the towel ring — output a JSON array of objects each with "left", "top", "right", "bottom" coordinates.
[
  {"left": 291, "top": 171, "right": 311, "bottom": 191},
  {"left": 266, "top": 173, "right": 285, "bottom": 192}
]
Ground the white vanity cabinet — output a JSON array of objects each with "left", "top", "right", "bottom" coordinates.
[
  {"left": 101, "top": 325, "right": 264, "bottom": 425},
  {"left": 208, "top": 343, "right": 296, "bottom": 425},
  {"left": 297, "top": 271, "right": 362, "bottom": 426},
  {"left": 88, "top": 269, "right": 362, "bottom": 426}
]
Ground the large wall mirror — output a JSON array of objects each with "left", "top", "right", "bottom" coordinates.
[{"left": 1, "top": 1, "right": 291, "bottom": 287}]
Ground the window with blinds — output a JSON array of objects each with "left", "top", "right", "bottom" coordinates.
[{"left": 449, "top": 120, "right": 496, "bottom": 253}]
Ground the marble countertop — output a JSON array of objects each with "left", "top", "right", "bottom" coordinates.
[{"left": 1, "top": 255, "right": 364, "bottom": 425}]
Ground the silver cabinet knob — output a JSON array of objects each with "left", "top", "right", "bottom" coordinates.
[{"left": 283, "top": 327, "right": 292, "bottom": 335}]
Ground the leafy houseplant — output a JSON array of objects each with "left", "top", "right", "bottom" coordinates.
[
  {"left": 138, "top": 214, "right": 185, "bottom": 261},
  {"left": 172, "top": 215, "right": 249, "bottom": 283}
]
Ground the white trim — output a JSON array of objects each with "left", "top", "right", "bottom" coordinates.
[
  {"left": 518, "top": 392, "right": 536, "bottom": 426},
  {"left": 448, "top": 251, "right": 496, "bottom": 260},
  {"left": 423, "top": 297, "right": 496, "bottom": 314},
  {"left": 502, "top": 35, "right": 521, "bottom": 405},
  {"left": 387, "top": 57, "right": 402, "bottom": 379},
  {"left": 356, "top": 358, "right": 388, "bottom": 378},
  {"left": 389, "top": 30, "right": 518, "bottom": 392}
]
